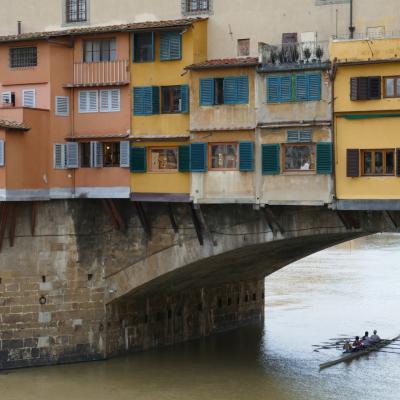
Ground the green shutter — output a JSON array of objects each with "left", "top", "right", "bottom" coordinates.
[
  {"left": 178, "top": 145, "right": 190, "bottom": 172},
  {"left": 262, "top": 144, "right": 280, "bottom": 175},
  {"left": 159, "top": 32, "right": 182, "bottom": 61},
  {"left": 308, "top": 73, "right": 321, "bottom": 101},
  {"left": 280, "top": 76, "right": 292, "bottom": 102},
  {"left": 190, "top": 143, "right": 207, "bottom": 172},
  {"left": 267, "top": 76, "right": 280, "bottom": 103},
  {"left": 151, "top": 86, "right": 160, "bottom": 114},
  {"left": 295, "top": 74, "right": 308, "bottom": 101},
  {"left": 316, "top": 142, "right": 332, "bottom": 174},
  {"left": 223, "top": 77, "right": 238, "bottom": 104},
  {"left": 133, "top": 87, "right": 159, "bottom": 115},
  {"left": 237, "top": 76, "right": 249, "bottom": 104},
  {"left": 239, "top": 142, "right": 254, "bottom": 172},
  {"left": 180, "top": 85, "right": 189, "bottom": 113},
  {"left": 130, "top": 147, "right": 147, "bottom": 172},
  {"left": 200, "top": 78, "right": 215, "bottom": 106}
]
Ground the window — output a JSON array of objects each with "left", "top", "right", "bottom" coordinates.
[
  {"left": 384, "top": 77, "right": 400, "bottom": 98},
  {"left": 350, "top": 77, "right": 381, "bottom": 100},
  {"left": 103, "top": 142, "right": 120, "bottom": 167},
  {"left": 267, "top": 73, "right": 321, "bottom": 103},
  {"left": 55, "top": 96, "right": 70, "bottom": 116},
  {"left": 149, "top": 148, "right": 178, "bottom": 171},
  {"left": 0, "top": 141, "right": 5, "bottom": 167},
  {"left": 22, "top": 89, "right": 36, "bottom": 108},
  {"left": 186, "top": 0, "right": 209, "bottom": 12},
  {"left": 162, "top": 86, "right": 182, "bottom": 113},
  {"left": 283, "top": 144, "right": 316, "bottom": 171},
  {"left": 200, "top": 76, "right": 249, "bottom": 106},
  {"left": 210, "top": 143, "right": 238, "bottom": 170},
  {"left": 66, "top": 0, "right": 87, "bottom": 23},
  {"left": 237, "top": 39, "right": 250, "bottom": 57},
  {"left": 9, "top": 47, "right": 37, "bottom": 68},
  {"left": 159, "top": 32, "right": 182, "bottom": 61},
  {"left": 133, "top": 86, "right": 160, "bottom": 115},
  {"left": 133, "top": 33, "right": 154, "bottom": 62},
  {"left": 83, "top": 39, "right": 116, "bottom": 62},
  {"left": 80, "top": 142, "right": 91, "bottom": 167},
  {"left": 78, "top": 90, "right": 98, "bottom": 113},
  {"left": 100, "top": 89, "right": 120, "bottom": 112},
  {"left": 362, "top": 149, "right": 394, "bottom": 176}
]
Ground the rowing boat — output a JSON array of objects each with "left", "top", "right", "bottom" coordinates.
[{"left": 319, "top": 334, "right": 400, "bottom": 370}]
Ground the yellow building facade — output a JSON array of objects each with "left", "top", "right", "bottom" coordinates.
[
  {"left": 130, "top": 19, "right": 207, "bottom": 201},
  {"left": 332, "top": 38, "right": 400, "bottom": 209}
]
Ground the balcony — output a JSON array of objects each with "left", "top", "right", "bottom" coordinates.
[
  {"left": 66, "top": 60, "right": 129, "bottom": 88},
  {"left": 258, "top": 41, "right": 330, "bottom": 72}
]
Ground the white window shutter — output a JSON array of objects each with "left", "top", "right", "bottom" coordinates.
[
  {"left": 22, "top": 89, "right": 36, "bottom": 108},
  {"left": 111, "top": 89, "right": 120, "bottom": 112},
  {"left": 99, "top": 90, "right": 110, "bottom": 112},
  {"left": 55, "top": 96, "right": 69, "bottom": 116},
  {"left": 0, "top": 140, "right": 5, "bottom": 167},
  {"left": 54, "top": 144, "right": 66, "bottom": 169},
  {"left": 119, "top": 141, "right": 130, "bottom": 167},
  {"left": 90, "top": 141, "right": 103, "bottom": 168},
  {"left": 89, "top": 91, "right": 98, "bottom": 112},
  {"left": 2, "top": 92, "right": 12, "bottom": 105},
  {"left": 66, "top": 142, "right": 79, "bottom": 169},
  {"left": 79, "top": 91, "right": 88, "bottom": 113}
]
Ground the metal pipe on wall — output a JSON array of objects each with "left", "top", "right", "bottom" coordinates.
[{"left": 349, "top": 0, "right": 355, "bottom": 39}]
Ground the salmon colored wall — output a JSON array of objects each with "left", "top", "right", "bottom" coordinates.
[
  {"left": 0, "top": 129, "right": 5, "bottom": 189},
  {"left": 0, "top": 83, "right": 50, "bottom": 109},
  {"left": 5, "top": 109, "right": 49, "bottom": 190},
  {"left": 130, "top": 141, "right": 190, "bottom": 194}
]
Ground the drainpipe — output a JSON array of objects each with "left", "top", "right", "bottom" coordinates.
[{"left": 349, "top": 0, "right": 355, "bottom": 39}]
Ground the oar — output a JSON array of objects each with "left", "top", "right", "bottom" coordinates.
[{"left": 378, "top": 351, "right": 400, "bottom": 355}]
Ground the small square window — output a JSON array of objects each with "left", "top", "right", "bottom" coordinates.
[
  {"left": 210, "top": 143, "right": 238, "bottom": 170},
  {"left": 237, "top": 39, "right": 250, "bottom": 57},
  {"left": 66, "top": 0, "right": 87, "bottom": 23},
  {"left": 9, "top": 47, "right": 37, "bottom": 68},
  {"left": 149, "top": 148, "right": 178, "bottom": 171},
  {"left": 283, "top": 144, "right": 316, "bottom": 172},
  {"left": 186, "top": 0, "right": 209, "bottom": 12},
  {"left": 384, "top": 77, "right": 400, "bottom": 98}
]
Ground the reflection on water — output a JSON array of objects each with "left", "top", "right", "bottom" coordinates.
[{"left": 2, "top": 233, "right": 400, "bottom": 400}]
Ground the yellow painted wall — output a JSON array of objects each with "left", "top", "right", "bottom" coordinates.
[
  {"left": 131, "top": 20, "right": 207, "bottom": 136},
  {"left": 130, "top": 141, "right": 190, "bottom": 194},
  {"left": 334, "top": 63, "right": 400, "bottom": 113},
  {"left": 335, "top": 115, "right": 400, "bottom": 199}
]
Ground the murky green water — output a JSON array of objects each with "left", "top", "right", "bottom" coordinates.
[{"left": 2, "top": 233, "right": 400, "bottom": 399}]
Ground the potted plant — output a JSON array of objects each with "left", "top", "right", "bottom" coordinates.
[
  {"left": 291, "top": 46, "right": 300, "bottom": 63},
  {"left": 316, "top": 46, "right": 324, "bottom": 62},
  {"left": 303, "top": 47, "right": 311, "bottom": 63},
  {"left": 270, "top": 50, "right": 277, "bottom": 65}
]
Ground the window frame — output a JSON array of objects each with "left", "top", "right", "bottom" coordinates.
[
  {"left": 361, "top": 149, "right": 395, "bottom": 176},
  {"left": 186, "top": 0, "right": 210, "bottom": 12},
  {"left": 83, "top": 38, "right": 116, "bottom": 63},
  {"left": 79, "top": 142, "right": 91, "bottom": 168},
  {"left": 383, "top": 76, "right": 400, "bottom": 98},
  {"left": 208, "top": 142, "right": 239, "bottom": 171},
  {"left": 102, "top": 142, "right": 120, "bottom": 168},
  {"left": 65, "top": 0, "right": 88, "bottom": 23},
  {"left": 282, "top": 142, "right": 316, "bottom": 173},
  {"left": 148, "top": 147, "right": 179, "bottom": 173},
  {"left": 9, "top": 47, "right": 37, "bottom": 68},
  {"left": 161, "top": 86, "right": 182, "bottom": 114},
  {"left": 133, "top": 32, "right": 154, "bottom": 63}
]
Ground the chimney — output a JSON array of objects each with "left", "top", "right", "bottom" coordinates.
[{"left": 17, "top": 21, "right": 22, "bottom": 35}]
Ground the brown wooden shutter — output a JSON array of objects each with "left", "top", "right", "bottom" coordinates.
[
  {"left": 368, "top": 77, "right": 381, "bottom": 99},
  {"left": 397, "top": 149, "right": 400, "bottom": 176},
  {"left": 358, "top": 77, "right": 369, "bottom": 100},
  {"left": 347, "top": 149, "right": 360, "bottom": 177},
  {"left": 350, "top": 78, "right": 359, "bottom": 100}
]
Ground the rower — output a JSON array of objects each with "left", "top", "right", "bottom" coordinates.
[
  {"left": 352, "top": 336, "right": 363, "bottom": 351},
  {"left": 370, "top": 330, "right": 381, "bottom": 343},
  {"left": 362, "top": 331, "right": 370, "bottom": 347},
  {"left": 343, "top": 341, "right": 352, "bottom": 353}
]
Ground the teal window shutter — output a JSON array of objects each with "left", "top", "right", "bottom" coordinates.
[
  {"left": 267, "top": 76, "right": 279, "bottom": 103},
  {"left": 190, "top": 143, "right": 207, "bottom": 172},
  {"left": 130, "top": 147, "right": 147, "bottom": 172},
  {"left": 308, "top": 73, "right": 321, "bottom": 101},
  {"left": 133, "top": 87, "right": 159, "bottom": 115},
  {"left": 223, "top": 76, "right": 238, "bottom": 104},
  {"left": 295, "top": 74, "right": 308, "bottom": 101},
  {"left": 237, "top": 76, "right": 249, "bottom": 104},
  {"left": 180, "top": 85, "right": 189, "bottom": 113},
  {"left": 239, "top": 142, "right": 254, "bottom": 172},
  {"left": 132, "top": 33, "right": 135, "bottom": 62},
  {"left": 151, "top": 32, "right": 155, "bottom": 61},
  {"left": 280, "top": 76, "right": 292, "bottom": 102},
  {"left": 316, "top": 142, "right": 332, "bottom": 174},
  {"left": 133, "top": 87, "right": 145, "bottom": 115},
  {"left": 262, "top": 144, "right": 280, "bottom": 175},
  {"left": 159, "top": 32, "right": 182, "bottom": 61},
  {"left": 151, "top": 86, "right": 160, "bottom": 114},
  {"left": 200, "top": 78, "right": 215, "bottom": 106},
  {"left": 178, "top": 145, "right": 190, "bottom": 172}
]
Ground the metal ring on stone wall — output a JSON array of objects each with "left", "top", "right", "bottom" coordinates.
[{"left": 39, "top": 295, "right": 47, "bottom": 305}]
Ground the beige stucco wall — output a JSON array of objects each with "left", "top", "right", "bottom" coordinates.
[{"left": 2, "top": 1, "right": 400, "bottom": 59}]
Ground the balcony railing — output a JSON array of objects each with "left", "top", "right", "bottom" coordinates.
[
  {"left": 70, "top": 60, "right": 129, "bottom": 87},
  {"left": 258, "top": 41, "right": 330, "bottom": 66}
]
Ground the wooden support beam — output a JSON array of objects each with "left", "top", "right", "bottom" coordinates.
[
  {"left": 8, "top": 204, "right": 17, "bottom": 247},
  {"left": 167, "top": 203, "right": 179, "bottom": 233},
  {"left": 31, "top": 202, "right": 37, "bottom": 236},
  {"left": 263, "top": 206, "right": 285, "bottom": 235},
  {"left": 0, "top": 203, "right": 9, "bottom": 252},
  {"left": 134, "top": 202, "right": 152, "bottom": 240},
  {"left": 190, "top": 203, "right": 204, "bottom": 246},
  {"left": 385, "top": 211, "right": 398, "bottom": 229},
  {"left": 106, "top": 199, "right": 126, "bottom": 232},
  {"left": 337, "top": 211, "right": 360, "bottom": 230},
  {"left": 102, "top": 200, "right": 119, "bottom": 230}
]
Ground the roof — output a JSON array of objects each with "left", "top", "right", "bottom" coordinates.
[
  {"left": 0, "top": 120, "right": 29, "bottom": 131},
  {"left": 186, "top": 57, "right": 259, "bottom": 70},
  {"left": 0, "top": 18, "right": 206, "bottom": 44},
  {"left": 66, "top": 133, "right": 129, "bottom": 141}
]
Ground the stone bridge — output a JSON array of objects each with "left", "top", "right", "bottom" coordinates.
[{"left": 0, "top": 200, "right": 398, "bottom": 369}]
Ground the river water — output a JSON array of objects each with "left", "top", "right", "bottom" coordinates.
[{"left": 2, "top": 233, "right": 400, "bottom": 400}]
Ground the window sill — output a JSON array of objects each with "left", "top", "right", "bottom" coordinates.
[
  {"left": 147, "top": 170, "right": 179, "bottom": 174},
  {"left": 281, "top": 171, "right": 316, "bottom": 175}
]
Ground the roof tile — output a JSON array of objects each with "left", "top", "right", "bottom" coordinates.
[
  {"left": 0, "top": 120, "right": 29, "bottom": 131},
  {"left": 186, "top": 57, "right": 259, "bottom": 70}
]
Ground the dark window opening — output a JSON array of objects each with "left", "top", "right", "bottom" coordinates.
[
  {"left": 83, "top": 39, "right": 116, "bottom": 63},
  {"left": 103, "top": 142, "right": 120, "bottom": 167},
  {"left": 227, "top": 297, "right": 232, "bottom": 306},
  {"left": 144, "top": 314, "right": 148, "bottom": 323},
  {"left": 162, "top": 86, "right": 182, "bottom": 113},
  {"left": 167, "top": 309, "right": 172, "bottom": 319},
  {"left": 87, "top": 274, "right": 93, "bottom": 281},
  {"left": 218, "top": 298, "right": 223, "bottom": 308},
  {"left": 187, "top": 0, "right": 209, "bottom": 12},
  {"left": 244, "top": 294, "right": 249, "bottom": 303},
  {"left": 362, "top": 149, "right": 394, "bottom": 176},
  {"left": 134, "top": 33, "right": 154, "bottom": 62},
  {"left": 252, "top": 293, "right": 257, "bottom": 302},
  {"left": 80, "top": 142, "right": 91, "bottom": 168},
  {"left": 42, "top": 276, "right": 46, "bottom": 283},
  {"left": 214, "top": 78, "right": 224, "bottom": 105},
  {"left": 198, "top": 303, "right": 203, "bottom": 312},
  {"left": 350, "top": 76, "right": 381, "bottom": 100},
  {"left": 66, "top": 0, "right": 87, "bottom": 23},
  {"left": 9, "top": 47, "right": 37, "bottom": 68}
]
